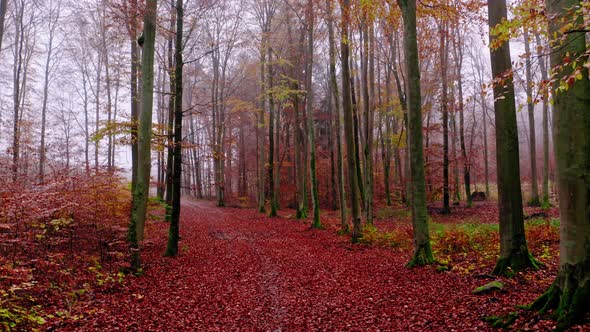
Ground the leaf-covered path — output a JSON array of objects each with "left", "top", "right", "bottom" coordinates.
[{"left": 70, "top": 201, "right": 530, "bottom": 331}]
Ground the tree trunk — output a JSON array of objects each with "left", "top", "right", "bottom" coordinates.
[
  {"left": 440, "top": 21, "right": 451, "bottom": 213},
  {"left": 524, "top": 29, "right": 540, "bottom": 206},
  {"left": 340, "top": 0, "right": 361, "bottom": 241},
  {"left": 306, "top": 0, "right": 321, "bottom": 229},
  {"left": 452, "top": 27, "right": 471, "bottom": 207},
  {"left": 165, "top": 0, "right": 176, "bottom": 217},
  {"left": 327, "top": 0, "right": 348, "bottom": 232},
  {"left": 130, "top": 0, "right": 139, "bottom": 195},
  {"left": 130, "top": 0, "right": 158, "bottom": 269},
  {"left": 398, "top": 0, "right": 434, "bottom": 266},
  {"left": 39, "top": 1, "right": 60, "bottom": 183},
  {"left": 530, "top": 1, "right": 590, "bottom": 328},
  {"left": 268, "top": 39, "right": 278, "bottom": 217},
  {"left": 534, "top": 32, "right": 550, "bottom": 208},
  {"left": 0, "top": 0, "right": 7, "bottom": 52},
  {"left": 487, "top": 0, "right": 539, "bottom": 277},
  {"left": 165, "top": 0, "right": 183, "bottom": 257}
]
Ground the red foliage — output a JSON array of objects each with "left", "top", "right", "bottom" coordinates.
[
  {"left": 0, "top": 169, "right": 131, "bottom": 330},
  {"left": 56, "top": 201, "right": 588, "bottom": 331}
]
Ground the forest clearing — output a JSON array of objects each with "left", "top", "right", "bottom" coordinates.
[{"left": 1, "top": 0, "right": 589, "bottom": 330}]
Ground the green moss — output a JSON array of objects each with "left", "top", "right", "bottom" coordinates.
[
  {"left": 492, "top": 251, "right": 543, "bottom": 277},
  {"left": 483, "top": 312, "right": 518, "bottom": 329},
  {"left": 472, "top": 280, "right": 504, "bottom": 294},
  {"left": 406, "top": 245, "right": 435, "bottom": 267}
]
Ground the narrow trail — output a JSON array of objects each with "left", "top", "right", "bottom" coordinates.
[{"left": 69, "top": 200, "right": 514, "bottom": 331}]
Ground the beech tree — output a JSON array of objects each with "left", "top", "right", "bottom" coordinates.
[
  {"left": 530, "top": 0, "right": 590, "bottom": 328},
  {"left": 487, "top": 0, "right": 539, "bottom": 276},
  {"left": 398, "top": 0, "right": 434, "bottom": 266},
  {"left": 165, "top": 0, "right": 183, "bottom": 257},
  {"left": 130, "top": 0, "right": 157, "bottom": 268}
]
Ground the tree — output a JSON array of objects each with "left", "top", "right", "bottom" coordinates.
[
  {"left": 306, "top": 0, "right": 320, "bottom": 229},
  {"left": 439, "top": 20, "right": 451, "bottom": 214},
  {"left": 530, "top": 0, "right": 590, "bottom": 328},
  {"left": 451, "top": 24, "right": 471, "bottom": 207},
  {"left": 165, "top": 0, "right": 183, "bottom": 257},
  {"left": 534, "top": 32, "right": 550, "bottom": 209},
  {"left": 129, "top": 0, "right": 158, "bottom": 268},
  {"left": 397, "top": 0, "right": 434, "bottom": 266},
  {"left": 340, "top": 0, "right": 361, "bottom": 241},
  {"left": 0, "top": 0, "right": 7, "bottom": 52},
  {"left": 487, "top": 0, "right": 539, "bottom": 276},
  {"left": 523, "top": 28, "right": 539, "bottom": 206},
  {"left": 326, "top": 0, "right": 347, "bottom": 232},
  {"left": 39, "top": 0, "right": 63, "bottom": 183}
]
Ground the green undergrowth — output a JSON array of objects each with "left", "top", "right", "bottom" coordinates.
[
  {"left": 0, "top": 289, "right": 46, "bottom": 331},
  {"left": 359, "top": 224, "right": 408, "bottom": 248},
  {"left": 374, "top": 206, "right": 411, "bottom": 220},
  {"left": 357, "top": 218, "right": 559, "bottom": 274}
]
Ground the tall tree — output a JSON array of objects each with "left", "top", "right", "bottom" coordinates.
[
  {"left": 39, "top": 0, "right": 62, "bottom": 183},
  {"left": 439, "top": 20, "right": 451, "bottom": 214},
  {"left": 340, "top": 0, "right": 362, "bottom": 241},
  {"left": 165, "top": 0, "right": 183, "bottom": 257},
  {"left": 326, "top": 0, "right": 347, "bottom": 232},
  {"left": 398, "top": 0, "right": 434, "bottom": 266},
  {"left": 523, "top": 28, "right": 540, "bottom": 206},
  {"left": 487, "top": 0, "right": 539, "bottom": 276},
  {"left": 306, "top": 0, "right": 320, "bottom": 229},
  {"left": 452, "top": 25, "right": 471, "bottom": 207},
  {"left": 361, "top": 5, "right": 375, "bottom": 224},
  {"left": 128, "top": 0, "right": 140, "bottom": 193},
  {"left": 129, "top": 0, "right": 158, "bottom": 268},
  {"left": 0, "top": 0, "right": 7, "bottom": 52},
  {"left": 530, "top": 1, "right": 590, "bottom": 328},
  {"left": 534, "top": 32, "right": 550, "bottom": 208}
]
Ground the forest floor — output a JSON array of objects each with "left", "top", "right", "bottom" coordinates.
[{"left": 52, "top": 199, "right": 588, "bottom": 331}]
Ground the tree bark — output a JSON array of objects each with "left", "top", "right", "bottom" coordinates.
[
  {"left": 130, "top": 0, "right": 158, "bottom": 268},
  {"left": 440, "top": 21, "right": 451, "bottom": 213},
  {"left": 340, "top": 0, "right": 361, "bottom": 241},
  {"left": 398, "top": 0, "right": 434, "bottom": 266},
  {"left": 530, "top": 1, "right": 590, "bottom": 328},
  {"left": 306, "top": 0, "right": 320, "bottom": 229},
  {"left": 487, "top": 0, "right": 539, "bottom": 276},
  {"left": 534, "top": 32, "right": 550, "bottom": 208},
  {"left": 523, "top": 29, "right": 540, "bottom": 206},
  {"left": 165, "top": 0, "right": 183, "bottom": 257}
]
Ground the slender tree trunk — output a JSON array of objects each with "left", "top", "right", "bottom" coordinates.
[
  {"left": 340, "top": 0, "right": 362, "bottom": 241},
  {"left": 0, "top": 0, "right": 7, "bottom": 52},
  {"left": 362, "top": 17, "right": 375, "bottom": 224},
  {"left": 382, "top": 64, "right": 393, "bottom": 206},
  {"left": 523, "top": 29, "right": 540, "bottom": 206},
  {"left": 440, "top": 22, "right": 451, "bottom": 213},
  {"left": 165, "top": 0, "right": 183, "bottom": 257},
  {"left": 165, "top": 0, "right": 176, "bottom": 216},
  {"left": 327, "top": 0, "right": 348, "bottom": 232},
  {"left": 535, "top": 32, "right": 550, "bottom": 208},
  {"left": 257, "top": 41, "right": 266, "bottom": 213},
  {"left": 306, "top": 0, "right": 320, "bottom": 229},
  {"left": 12, "top": 2, "right": 25, "bottom": 181},
  {"left": 268, "top": 41, "right": 278, "bottom": 217},
  {"left": 487, "top": 0, "right": 539, "bottom": 276},
  {"left": 129, "top": 0, "right": 158, "bottom": 269},
  {"left": 453, "top": 27, "right": 471, "bottom": 206},
  {"left": 482, "top": 101, "right": 490, "bottom": 197},
  {"left": 530, "top": 1, "right": 590, "bottom": 328},
  {"left": 398, "top": 0, "right": 434, "bottom": 266},
  {"left": 39, "top": 2, "right": 60, "bottom": 182},
  {"left": 130, "top": 0, "right": 139, "bottom": 195}
]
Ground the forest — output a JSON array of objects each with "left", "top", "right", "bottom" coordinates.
[{"left": 0, "top": 0, "right": 589, "bottom": 330}]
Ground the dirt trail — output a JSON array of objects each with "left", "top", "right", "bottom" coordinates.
[{"left": 67, "top": 200, "right": 517, "bottom": 331}]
